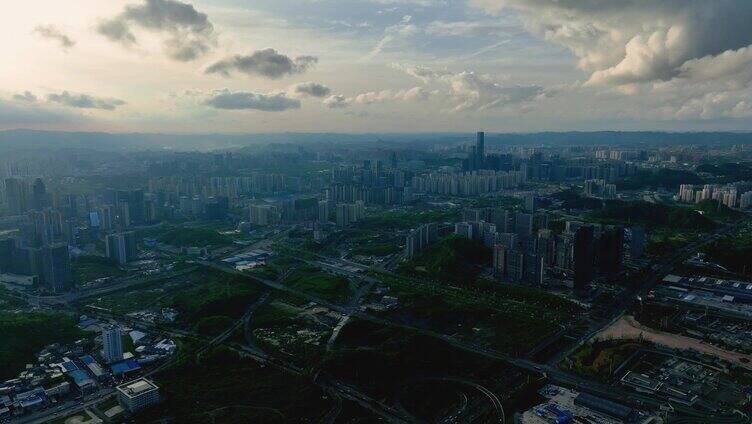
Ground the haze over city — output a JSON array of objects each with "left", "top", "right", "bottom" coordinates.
[{"left": 3, "top": 2, "right": 752, "bottom": 424}]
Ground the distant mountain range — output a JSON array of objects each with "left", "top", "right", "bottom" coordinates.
[{"left": 1, "top": 129, "right": 752, "bottom": 152}]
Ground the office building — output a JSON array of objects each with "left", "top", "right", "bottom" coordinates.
[
  {"left": 573, "top": 226, "right": 595, "bottom": 290},
  {"left": 102, "top": 326, "right": 124, "bottom": 364},
  {"left": 318, "top": 200, "right": 330, "bottom": 223},
  {"left": 454, "top": 222, "right": 473, "bottom": 239},
  {"left": 116, "top": 378, "right": 160, "bottom": 412},
  {"left": 515, "top": 212, "right": 533, "bottom": 240},
  {"left": 597, "top": 226, "right": 624, "bottom": 276},
  {"left": 249, "top": 204, "right": 278, "bottom": 226},
  {"left": 106, "top": 232, "right": 138, "bottom": 265},
  {"left": 335, "top": 201, "right": 365, "bottom": 227},
  {"left": 630, "top": 227, "right": 646, "bottom": 259},
  {"left": 4, "top": 178, "right": 30, "bottom": 215},
  {"left": 0, "top": 238, "right": 15, "bottom": 272},
  {"left": 405, "top": 223, "right": 438, "bottom": 258},
  {"left": 41, "top": 243, "right": 71, "bottom": 293}
]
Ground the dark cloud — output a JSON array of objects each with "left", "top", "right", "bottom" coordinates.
[
  {"left": 97, "top": 0, "right": 215, "bottom": 61},
  {"left": 13, "top": 91, "right": 37, "bottom": 102},
  {"left": 289, "top": 82, "right": 331, "bottom": 98},
  {"left": 97, "top": 19, "right": 136, "bottom": 45},
  {"left": 32, "top": 25, "right": 75, "bottom": 50},
  {"left": 472, "top": 0, "right": 752, "bottom": 89},
  {"left": 205, "top": 48, "right": 318, "bottom": 79},
  {"left": 47, "top": 91, "right": 126, "bottom": 110},
  {"left": 203, "top": 90, "right": 301, "bottom": 111}
]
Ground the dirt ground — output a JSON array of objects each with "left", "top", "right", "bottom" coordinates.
[{"left": 596, "top": 315, "right": 752, "bottom": 370}]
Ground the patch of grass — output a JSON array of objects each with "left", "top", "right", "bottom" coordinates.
[
  {"left": 351, "top": 242, "right": 400, "bottom": 256},
  {"left": 284, "top": 266, "right": 352, "bottom": 302},
  {"left": 140, "top": 225, "right": 233, "bottom": 247},
  {"left": 374, "top": 272, "right": 581, "bottom": 355},
  {"left": 0, "top": 287, "right": 26, "bottom": 311},
  {"left": 561, "top": 339, "right": 647, "bottom": 382},
  {"left": 701, "top": 227, "right": 752, "bottom": 277},
  {"left": 72, "top": 256, "right": 126, "bottom": 283},
  {"left": 357, "top": 209, "right": 460, "bottom": 230},
  {"left": 194, "top": 315, "right": 235, "bottom": 336},
  {"left": 138, "top": 346, "right": 331, "bottom": 422},
  {"left": 170, "top": 273, "right": 263, "bottom": 325},
  {"left": 398, "top": 235, "right": 490, "bottom": 284},
  {"left": 589, "top": 200, "right": 717, "bottom": 231}
]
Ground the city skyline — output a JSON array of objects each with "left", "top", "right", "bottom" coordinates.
[{"left": 3, "top": 0, "right": 752, "bottom": 133}]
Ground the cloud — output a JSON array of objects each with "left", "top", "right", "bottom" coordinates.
[
  {"left": 203, "top": 90, "right": 300, "bottom": 111},
  {"left": 393, "top": 64, "right": 546, "bottom": 111},
  {"left": 391, "top": 63, "right": 453, "bottom": 83},
  {"left": 32, "top": 25, "right": 75, "bottom": 50},
  {"left": 424, "top": 20, "right": 516, "bottom": 38},
  {"left": 365, "top": 15, "right": 419, "bottom": 60},
  {"left": 288, "top": 82, "right": 331, "bottom": 98},
  {"left": 353, "top": 86, "right": 432, "bottom": 104},
  {"left": 205, "top": 49, "right": 318, "bottom": 79},
  {"left": 323, "top": 95, "right": 349, "bottom": 109},
  {"left": 47, "top": 91, "right": 126, "bottom": 110},
  {"left": 13, "top": 91, "right": 37, "bottom": 102},
  {"left": 97, "top": 0, "right": 215, "bottom": 61},
  {"left": 471, "top": 0, "right": 752, "bottom": 91}
]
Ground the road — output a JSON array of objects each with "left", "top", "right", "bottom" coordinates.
[{"left": 12, "top": 389, "right": 115, "bottom": 424}]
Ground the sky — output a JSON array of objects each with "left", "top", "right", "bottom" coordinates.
[{"left": 1, "top": 0, "right": 752, "bottom": 133}]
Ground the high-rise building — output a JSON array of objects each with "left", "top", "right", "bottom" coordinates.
[
  {"left": 106, "top": 232, "right": 138, "bottom": 265},
  {"left": 629, "top": 227, "right": 646, "bottom": 259},
  {"left": 405, "top": 223, "right": 438, "bottom": 258},
  {"left": 524, "top": 194, "right": 536, "bottom": 213},
  {"left": 318, "top": 200, "right": 330, "bottom": 224},
  {"left": 476, "top": 131, "right": 485, "bottom": 169},
  {"left": 0, "top": 238, "right": 14, "bottom": 272},
  {"left": 41, "top": 243, "right": 71, "bottom": 293},
  {"left": 102, "top": 326, "right": 124, "bottom": 364},
  {"left": 514, "top": 212, "right": 533, "bottom": 240},
  {"left": 597, "top": 226, "right": 624, "bottom": 276},
  {"left": 573, "top": 225, "right": 595, "bottom": 290},
  {"left": 99, "top": 205, "right": 115, "bottom": 230},
  {"left": 4, "top": 178, "right": 30, "bottom": 215},
  {"left": 249, "top": 204, "right": 278, "bottom": 226}
]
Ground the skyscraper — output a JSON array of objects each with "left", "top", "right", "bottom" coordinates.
[
  {"left": 41, "top": 243, "right": 72, "bottom": 293},
  {"left": 597, "top": 226, "right": 624, "bottom": 277},
  {"left": 573, "top": 225, "right": 595, "bottom": 290},
  {"left": 0, "top": 238, "right": 14, "bottom": 272},
  {"left": 106, "top": 232, "right": 138, "bottom": 265},
  {"left": 31, "top": 178, "right": 48, "bottom": 210},
  {"left": 4, "top": 178, "right": 29, "bottom": 215},
  {"left": 476, "top": 131, "right": 485, "bottom": 169},
  {"left": 102, "top": 326, "right": 124, "bottom": 364}
]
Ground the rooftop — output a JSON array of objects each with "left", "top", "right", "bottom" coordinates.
[{"left": 117, "top": 378, "right": 158, "bottom": 398}]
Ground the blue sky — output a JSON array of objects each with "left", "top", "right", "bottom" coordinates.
[{"left": 1, "top": 0, "right": 752, "bottom": 133}]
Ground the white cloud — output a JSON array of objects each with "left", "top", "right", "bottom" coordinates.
[{"left": 323, "top": 94, "right": 349, "bottom": 109}]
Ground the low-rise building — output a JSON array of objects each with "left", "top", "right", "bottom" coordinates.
[{"left": 116, "top": 378, "right": 160, "bottom": 412}]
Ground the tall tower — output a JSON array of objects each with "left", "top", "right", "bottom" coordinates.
[
  {"left": 476, "top": 131, "right": 485, "bottom": 168},
  {"left": 102, "top": 326, "right": 124, "bottom": 364}
]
